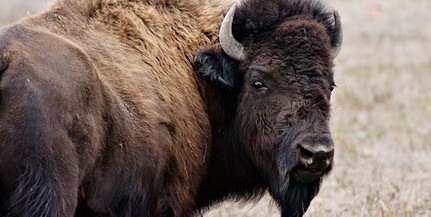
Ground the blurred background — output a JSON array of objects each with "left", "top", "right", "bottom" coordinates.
[
  {"left": 0, "top": 0, "right": 49, "bottom": 26},
  {"left": 1, "top": 0, "right": 430, "bottom": 216}
]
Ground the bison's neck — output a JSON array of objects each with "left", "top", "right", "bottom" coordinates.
[{"left": 196, "top": 84, "right": 266, "bottom": 209}]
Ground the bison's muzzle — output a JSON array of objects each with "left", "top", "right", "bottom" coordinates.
[{"left": 292, "top": 133, "right": 334, "bottom": 183}]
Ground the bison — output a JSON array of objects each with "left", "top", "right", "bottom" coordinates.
[{"left": 0, "top": 0, "right": 342, "bottom": 216}]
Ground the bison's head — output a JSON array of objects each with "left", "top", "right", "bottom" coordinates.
[{"left": 194, "top": 0, "right": 341, "bottom": 215}]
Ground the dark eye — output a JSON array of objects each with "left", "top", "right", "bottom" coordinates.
[
  {"left": 251, "top": 80, "right": 266, "bottom": 90},
  {"left": 329, "top": 82, "right": 336, "bottom": 92}
]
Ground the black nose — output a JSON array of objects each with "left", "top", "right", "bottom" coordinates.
[{"left": 297, "top": 133, "right": 334, "bottom": 171}]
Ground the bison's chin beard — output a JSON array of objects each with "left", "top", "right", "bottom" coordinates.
[
  {"left": 269, "top": 173, "right": 323, "bottom": 217},
  {"left": 269, "top": 159, "right": 330, "bottom": 217}
]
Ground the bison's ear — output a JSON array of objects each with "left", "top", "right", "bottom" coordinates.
[{"left": 193, "top": 48, "right": 239, "bottom": 89}]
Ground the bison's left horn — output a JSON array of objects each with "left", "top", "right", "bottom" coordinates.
[
  {"left": 331, "top": 10, "right": 343, "bottom": 58},
  {"left": 219, "top": 4, "right": 246, "bottom": 61}
]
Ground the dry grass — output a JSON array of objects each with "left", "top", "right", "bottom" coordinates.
[{"left": 1, "top": 0, "right": 430, "bottom": 216}]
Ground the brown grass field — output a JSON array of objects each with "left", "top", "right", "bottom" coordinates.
[{"left": 1, "top": 0, "right": 430, "bottom": 216}]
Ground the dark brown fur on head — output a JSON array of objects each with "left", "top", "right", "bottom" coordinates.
[{"left": 233, "top": 0, "right": 340, "bottom": 48}]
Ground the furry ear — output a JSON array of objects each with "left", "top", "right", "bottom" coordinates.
[{"left": 193, "top": 48, "right": 240, "bottom": 89}]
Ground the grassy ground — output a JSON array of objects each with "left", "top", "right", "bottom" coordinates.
[{"left": 1, "top": 0, "right": 430, "bottom": 216}]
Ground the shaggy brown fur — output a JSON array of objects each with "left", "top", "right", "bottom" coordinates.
[
  {"left": 0, "top": 0, "right": 340, "bottom": 216},
  {"left": 0, "top": 0, "right": 226, "bottom": 216}
]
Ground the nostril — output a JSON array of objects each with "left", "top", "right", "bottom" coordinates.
[
  {"left": 299, "top": 145, "right": 313, "bottom": 158},
  {"left": 298, "top": 144, "right": 315, "bottom": 168}
]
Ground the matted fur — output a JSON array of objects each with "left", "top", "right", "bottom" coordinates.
[{"left": 232, "top": 0, "right": 338, "bottom": 46}]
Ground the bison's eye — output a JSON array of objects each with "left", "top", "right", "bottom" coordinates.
[
  {"left": 251, "top": 80, "right": 267, "bottom": 91},
  {"left": 329, "top": 82, "right": 336, "bottom": 92}
]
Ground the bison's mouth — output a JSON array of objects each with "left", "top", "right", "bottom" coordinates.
[
  {"left": 291, "top": 169, "right": 325, "bottom": 184},
  {"left": 291, "top": 162, "right": 333, "bottom": 184}
]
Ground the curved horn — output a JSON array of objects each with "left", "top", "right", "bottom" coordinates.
[
  {"left": 331, "top": 10, "right": 343, "bottom": 58},
  {"left": 219, "top": 4, "right": 246, "bottom": 61}
]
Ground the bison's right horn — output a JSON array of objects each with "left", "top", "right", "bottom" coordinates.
[
  {"left": 219, "top": 4, "right": 246, "bottom": 61},
  {"left": 331, "top": 10, "right": 343, "bottom": 58}
]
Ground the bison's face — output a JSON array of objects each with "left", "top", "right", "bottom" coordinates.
[
  {"left": 234, "top": 22, "right": 336, "bottom": 187},
  {"left": 194, "top": 4, "right": 342, "bottom": 212},
  {"left": 236, "top": 51, "right": 335, "bottom": 182}
]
